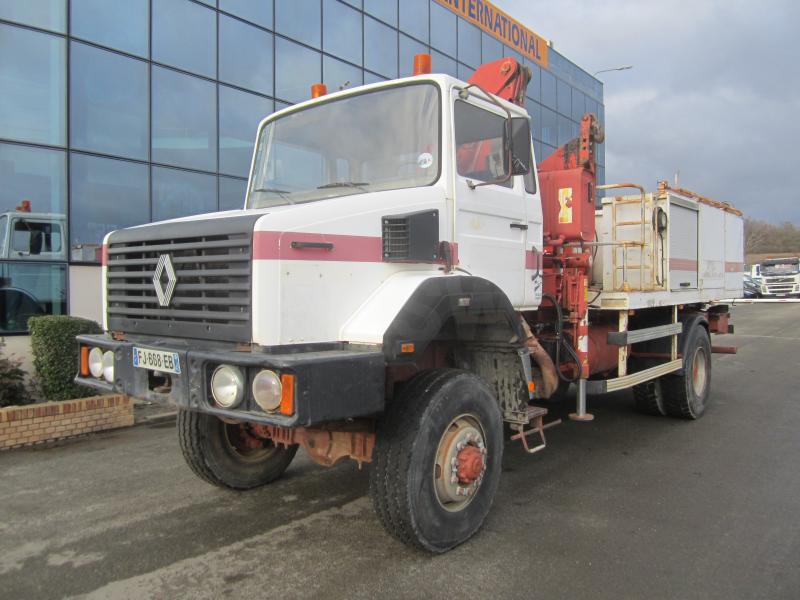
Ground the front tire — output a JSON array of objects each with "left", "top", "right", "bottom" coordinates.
[
  {"left": 369, "top": 369, "right": 504, "bottom": 553},
  {"left": 177, "top": 410, "right": 297, "bottom": 490},
  {"left": 662, "top": 324, "right": 712, "bottom": 419}
]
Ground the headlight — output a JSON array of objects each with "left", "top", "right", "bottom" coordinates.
[
  {"left": 88, "top": 347, "right": 104, "bottom": 379},
  {"left": 210, "top": 365, "right": 245, "bottom": 408},
  {"left": 252, "top": 370, "right": 282, "bottom": 412},
  {"left": 102, "top": 351, "right": 115, "bottom": 383}
]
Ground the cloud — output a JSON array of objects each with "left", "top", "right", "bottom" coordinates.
[{"left": 501, "top": 0, "right": 800, "bottom": 223}]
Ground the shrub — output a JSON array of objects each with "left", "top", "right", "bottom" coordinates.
[
  {"left": 0, "top": 339, "right": 30, "bottom": 407},
  {"left": 28, "top": 315, "right": 102, "bottom": 401}
]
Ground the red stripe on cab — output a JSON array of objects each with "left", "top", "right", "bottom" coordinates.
[{"left": 253, "top": 231, "right": 383, "bottom": 262}]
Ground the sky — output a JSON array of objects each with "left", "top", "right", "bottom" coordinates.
[{"left": 501, "top": 0, "right": 799, "bottom": 224}]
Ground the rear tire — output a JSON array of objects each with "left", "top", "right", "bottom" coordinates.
[
  {"left": 633, "top": 379, "right": 666, "bottom": 416},
  {"left": 369, "top": 369, "right": 503, "bottom": 553},
  {"left": 662, "top": 324, "right": 712, "bottom": 419},
  {"left": 177, "top": 410, "right": 297, "bottom": 490}
]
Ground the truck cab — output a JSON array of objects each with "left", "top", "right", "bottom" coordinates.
[{"left": 757, "top": 257, "right": 800, "bottom": 297}]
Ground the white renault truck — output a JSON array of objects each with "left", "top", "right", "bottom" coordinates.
[{"left": 76, "top": 56, "right": 743, "bottom": 552}]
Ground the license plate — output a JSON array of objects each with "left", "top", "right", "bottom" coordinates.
[{"left": 132, "top": 347, "right": 181, "bottom": 374}]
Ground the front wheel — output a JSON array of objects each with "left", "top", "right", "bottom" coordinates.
[
  {"left": 177, "top": 410, "right": 298, "bottom": 490},
  {"left": 369, "top": 369, "right": 504, "bottom": 553}
]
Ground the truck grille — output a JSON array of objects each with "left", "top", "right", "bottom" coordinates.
[{"left": 106, "top": 216, "right": 259, "bottom": 342}]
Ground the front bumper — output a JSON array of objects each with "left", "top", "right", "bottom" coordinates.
[{"left": 75, "top": 334, "right": 386, "bottom": 427}]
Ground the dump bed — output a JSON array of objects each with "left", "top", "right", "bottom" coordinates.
[{"left": 592, "top": 183, "right": 743, "bottom": 310}]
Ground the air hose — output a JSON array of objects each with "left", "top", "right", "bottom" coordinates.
[{"left": 541, "top": 293, "right": 582, "bottom": 383}]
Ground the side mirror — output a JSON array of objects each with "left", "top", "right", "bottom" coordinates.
[{"left": 507, "top": 117, "right": 532, "bottom": 176}]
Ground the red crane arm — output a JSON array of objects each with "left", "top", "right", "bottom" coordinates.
[{"left": 467, "top": 57, "right": 531, "bottom": 107}]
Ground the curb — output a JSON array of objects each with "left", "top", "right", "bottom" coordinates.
[{"left": 136, "top": 411, "right": 178, "bottom": 426}]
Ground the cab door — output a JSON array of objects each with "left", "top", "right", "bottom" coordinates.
[{"left": 453, "top": 96, "right": 527, "bottom": 305}]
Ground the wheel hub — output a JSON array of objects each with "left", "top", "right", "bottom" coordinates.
[
  {"left": 433, "top": 416, "right": 487, "bottom": 511},
  {"left": 457, "top": 445, "right": 484, "bottom": 484}
]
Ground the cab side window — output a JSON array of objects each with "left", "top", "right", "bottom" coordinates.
[{"left": 454, "top": 100, "right": 512, "bottom": 188}]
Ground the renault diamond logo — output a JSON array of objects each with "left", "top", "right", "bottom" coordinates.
[{"left": 153, "top": 254, "right": 177, "bottom": 307}]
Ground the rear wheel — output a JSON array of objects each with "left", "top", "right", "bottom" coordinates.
[
  {"left": 662, "top": 324, "right": 712, "bottom": 419},
  {"left": 369, "top": 369, "right": 503, "bottom": 553},
  {"left": 633, "top": 379, "right": 666, "bottom": 416},
  {"left": 177, "top": 410, "right": 297, "bottom": 490}
]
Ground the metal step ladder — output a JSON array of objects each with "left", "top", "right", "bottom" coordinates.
[{"left": 510, "top": 406, "right": 561, "bottom": 454}]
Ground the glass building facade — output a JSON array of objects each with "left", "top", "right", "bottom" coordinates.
[{"left": 0, "top": 0, "right": 603, "bottom": 333}]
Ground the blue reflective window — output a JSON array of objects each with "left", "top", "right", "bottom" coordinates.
[
  {"left": 364, "top": 71, "right": 387, "bottom": 84},
  {"left": 558, "top": 114, "right": 576, "bottom": 145},
  {"left": 323, "top": 55, "right": 363, "bottom": 91},
  {"left": 0, "top": 143, "right": 66, "bottom": 216},
  {"left": 365, "top": 0, "right": 397, "bottom": 27},
  {"left": 398, "top": 35, "right": 427, "bottom": 78},
  {"left": 457, "top": 20, "right": 480, "bottom": 67},
  {"left": 219, "top": 0, "right": 272, "bottom": 29},
  {"left": 597, "top": 141, "right": 605, "bottom": 167},
  {"left": 457, "top": 62, "right": 472, "bottom": 81},
  {"left": 557, "top": 78, "right": 571, "bottom": 116},
  {"left": 541, "top": 69, "right": 556, "bottom": 109},
  {"left": 69, "top": 154, "right": 149, "bottom": 261},
  {"left": 430, "top": 2, "right": 456, "bottom": 58},
  {"left": 323, "top": 0, "right": 362, "bottom": 65},
  {"left": 341, "top": 0, "right": 362, "bottom": 8},
  {"left": 364, "top": 16, "right": 397, "bottom": 78},
  {"left": 70, "top": 43, "right": 148, "bottom": 160},
  {"left": 0, "top": 0, "right": 65, "bottom": 33},
  {"left": 481, "top": 32, "right": 502, "bottom": 63},
  {"left": 153, "top": 0, "right": 216, "bottom": 78},
  {"left": 541, "top": 143, "right": 556, "bottom": 162},
  {"left": 219, "top": 86, "right": 273, "bottom": 177},
  {"left": 534, "top": 140, "right": 542, "bottom": 165},
  {"left": 152, "top": 167, "right": 217, "bottom": 222},
  {"left": 571, "top": 88, "right": 585, "bottom": 122},
  {"left": 525, "top": 98, "right": 541, "bottom": 142},
  {"left": 540, "top": 106, "right": 557, "bottom": 146},
  {"left": 0, "top": 263, "right": 66, "bottom": 333},
  {"left": 219, "top": 176, "right": 247, "bottom": 211},
  {"left": 431, "top": 51, "right": 457, "bottom": 78},
  {"left": 152, "top": 67, "right": 217, "bottom": 171},
  {"left": 0, "top": 25, "right": 65, "bottom": 146},
  {"left": 526, "top": 62, "right": 541, "bottom": 102},
  {"left": 219, "top": 16, "right": 273, "bottom": 95},
  {"left": 71, "top": 0, "right": 148, "bottom": 57},
  {"left": 276, "top": 0, "right": 321, "bottom": 49},
  {"left": 399, "top": 0, "right": 427, "bottom": 43},
  {"left": 585, "top": 97, "right": 599, "bottom": 119},
  {"left": 275, "top": 38, "right": 321, "bottom": 104}
]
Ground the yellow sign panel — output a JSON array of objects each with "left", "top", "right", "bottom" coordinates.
[
  {"left": 558, "top": 187, "right": 573, "bottom": 224},
  {"left": 433, "top": 0, "right": 549, "bottom": 68}
]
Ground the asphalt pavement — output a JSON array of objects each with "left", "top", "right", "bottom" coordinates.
[{"left": 1, "top": 303, "right": 798, "bottom": 600}]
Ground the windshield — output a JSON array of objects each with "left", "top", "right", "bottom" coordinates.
[
  {"left": 762, "top": 259, "right": 799, "bottom": 275},
  {"left": 248, "top": 83, "right": 440, "bottom": 208}
]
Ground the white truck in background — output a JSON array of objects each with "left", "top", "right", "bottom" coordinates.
[{"left": 0, "top": 204, "right": 67, "bottom": 332}]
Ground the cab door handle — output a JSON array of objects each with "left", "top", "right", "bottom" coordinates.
[{"left": 510, "top": 223, "right": 528, "bottom": 230}]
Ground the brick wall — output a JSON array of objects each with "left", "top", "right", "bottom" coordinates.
[{"left": 0, "top": 395, "right": 133, "bottom": 450}]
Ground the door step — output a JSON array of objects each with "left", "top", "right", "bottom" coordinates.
[{"left": 510, "top": 406, "right": 561, "bottom": 454}]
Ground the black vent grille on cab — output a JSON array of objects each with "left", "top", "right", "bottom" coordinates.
[{"left": 381, "top": 209, "right": 439, "bottom": 263}]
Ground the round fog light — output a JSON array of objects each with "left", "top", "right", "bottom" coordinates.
[
  {"left": 252, "top": 370, "right": 282, "bottom": 412},
  {"left": 102, "top": 351, "right": 115, "bottom": 383},
  {"left": 211, "top": 365, "right": 244, "bottom": 408},
  {"left": 88, "top": 347, "right": 104, "bottom": 379}
]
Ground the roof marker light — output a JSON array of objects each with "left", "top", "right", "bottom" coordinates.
[
  {"left": 311, "top": 83, "right": 328, "bottom": 98},
  {"left": 413, "top": 53, "right": 432, "bottom": 76}
]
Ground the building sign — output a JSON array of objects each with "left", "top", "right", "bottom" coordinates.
[{"left": 433, "top": 0, "right": 549, "bottom": 68}]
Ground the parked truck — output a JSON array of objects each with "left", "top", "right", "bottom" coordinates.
[
  {"left": 753, "top": 257, "right": 800, "bottom": 297},
  {"left": 0, "top": 202, "right": 67, "bottom": 331},
  {"left": 75, "top": 55, "right": 743, "bottom": 552}
]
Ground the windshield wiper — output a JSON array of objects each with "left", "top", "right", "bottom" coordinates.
[
  {"left": 252, "top": 187, "right": 294, "bottom": 202},
  {"left": 316, "top": 181, "right": 370, "bottom": 190}
]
